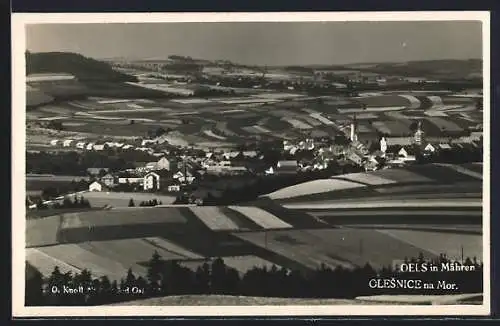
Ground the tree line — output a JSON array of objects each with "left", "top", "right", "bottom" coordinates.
[
  {"left": 33, "top": 195, "right": 91, "bottom": 211},
  {"left": 128, "top": 198, "right": 163, "bottom": 207},
  {"left": 26, "top": 151, "right": 158, "bottom": 176},
  {"left": 26, "top": 251, "right": 483, "bottom": 306}
]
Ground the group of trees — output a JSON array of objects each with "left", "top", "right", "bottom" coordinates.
[
  {"left": 26, "top": 151, "right": 158, "bottom": 176},
  {"left": 26, "top": 251, "right": 483, "bottom": 306},
  {"left": 128, "top": 198, "right": 163, "bottom": 207},
  {"left": 35, "top": 195, "right": 91, "bottom": 210}
]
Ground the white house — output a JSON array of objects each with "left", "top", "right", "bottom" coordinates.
[
  {"left": 50, "top": 139, "right": 59, "bottom": 146},
  {"left": 424, "top": 143, "right": 437, "bottom": 153},
  {"left": 143, "top": 172, "right": 161, "bottom": 191},
  {"left": 63, "top": 139, "right": 74, "bottom": 147},
  {"left": 243, "top": 151, "right": 258, "bottom": 158},
  {"left": 438, "top": 143, "right": 452, "bottom": 150},
  {"left": 167, "top": 184, "right": 181, "bottom": 192},
  {"left": 89, "top": 181, "right": 105, "bottom": 192},
  {"left": 265, "top": 166, "right": 275, "bottom": 175},
  {"left": 173, "top": 171, "right": 195, "bottom": 184},
  {"left": 283, "top": 140, "right": 294, "bottom": 151},
  {"left": 76, "top": 142, "right": 86, "bottom": 149},
  {"left": 86, "top": 143, "right": 95, "bottom": 150}
]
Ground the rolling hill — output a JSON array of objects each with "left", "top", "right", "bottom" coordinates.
[
  {"left": 26, "top": 51, "right": 137, "bottom": 83},
  {"left": 26, "top": 52, "right": 166, "bottom": 104}
]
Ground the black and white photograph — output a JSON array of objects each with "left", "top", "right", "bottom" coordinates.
[{"left": 12, "top": 12, "right": 490, "bottom": 316}]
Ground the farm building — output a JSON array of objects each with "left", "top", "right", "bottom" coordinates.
[
  {"left": 93, "top": 144, "right": 107, "bottom": 151},
  {"left": 266, "top": 160, "right": 299, "bottom": 175},
  {"left": 62, "top": 139, "right": 74, "bottom": 147},
  {"left": 89, "top": 181, "right": 109, "bottom": 192},
  {"left": 143, "top": 170, "right": 173, "bottom": 191},
  {"left": 75, "top": 142, "right": 86, "bottom": 149},
  {"left": 385, "top": 137, "right": 413, "bottom": 147},
  {"left": 398, "top": 147, "right": 417, "bottom": 161},
  {"left": 50, "top": 139, "right": 59, "bottom": 146},
  {"left": 173, "top": 170, "right": 196, "bottom": 184},
  {"left": 100, "top": 173, "right": 117, "bottom": 187},
  {"left": 423, "top": 143, "right": 438, "bottom": 154}
]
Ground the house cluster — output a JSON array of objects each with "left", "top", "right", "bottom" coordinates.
[
  {"left": 200, "top": 150, "right": 259, "bottom": 175},
  {"left": 87, "top": 156, "right": 196, "bottom": 193},
  {"left": 51, "top": 138, "right": 136, "bottom": 152},
  {"left": 373, "top": 123, "right": 482, "bottom": 168},
  {"left": 85, "top": 148, "right": 262, "bottom": 194},
  {"left": 49, "top": 134, "right": 174, "bottom": 156},
  {"left": 277, "top": 118, "right": 483, "bottom": 173}
]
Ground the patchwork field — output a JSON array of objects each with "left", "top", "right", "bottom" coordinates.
[
  {"left": 234, "top": 228, "right": 439, "bottom": 270},
  {"left": 27, "top": 88, "right": 481, "bottom": 150},
  {"left": 267, "top": 164, "right": 482, "bottom": 203},
  {"left": 26, "top": 170, "right": 483, "bottom": 287}
]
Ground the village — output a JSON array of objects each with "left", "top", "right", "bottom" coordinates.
[{"left": 27, "top": 113, "right": 483, "bottom": 210}]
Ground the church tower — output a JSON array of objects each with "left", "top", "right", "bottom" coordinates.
[
  {"left": 350, "top": 113, "right": 358, "bottom": 142},
  {"left": 380, "top": 136, "right": 387, "bottom": 157},
  {"left": 414, "top": 120, "right": 424, "bottom": 145}
]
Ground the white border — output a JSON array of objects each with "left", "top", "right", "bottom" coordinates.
[{"left": 12, "top": 11, "right": 491, "bottom": 317}]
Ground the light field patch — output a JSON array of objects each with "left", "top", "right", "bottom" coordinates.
[
  {"left": 266, "top": 179, "right": 365, "bottom": 200},
  {"left": 38, "top": 244, "right": 129, "bottom": 280},
  {"left": 188, "top": 206, "right": 240, "bottom": 231},
  {"left": 282, "top": 118, "right": 313, "bottom": 130},
  {"left": 171, "top": 98, "right": 213, "bottom": 104},
  {"left": 338, "top": 173, "right": 396, "bottom": 186},
  {"left": 203, "top": 130, "right": 227, "bottom": 140},
  {"left": 143, "top": 237, "right": 203, "bottom": 259},
  {"left": 377, "top": 229, "right": 482, "bottom": 262},
  {"left": 398, "top": 94, "right": 421, "bottom": 109},
  {"left": 309, "top": 113, "right": 335, "bottom": 125},
  {"left": 26, "top": 248, "right": 82, "bottom": 276},
  {"left": 228, "top": 206, "right": 293, "bottom": 229}
]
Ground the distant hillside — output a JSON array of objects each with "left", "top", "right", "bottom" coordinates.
[
  {"left": 307, "top": 59, "right": 482, "bottom": 80},
  {"left": 25, "top": 52, "right": 168, "bottom": 104},
  {"left": 363, "top": 59, "right": 482, "bottom": 80},
  {"left": 26, "top": 52, "right": 138, "bottom": 83}
]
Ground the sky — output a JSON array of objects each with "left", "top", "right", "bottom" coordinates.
[{"left": 26, "top": 21, "right": 482, "bottom": 66}]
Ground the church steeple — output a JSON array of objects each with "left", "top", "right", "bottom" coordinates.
[
  {"left": 350, "top": 113, "right": 358, "bottom": 142},
  {"left": 414, "top": 120, "right": 424, "bottom": 145}
]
